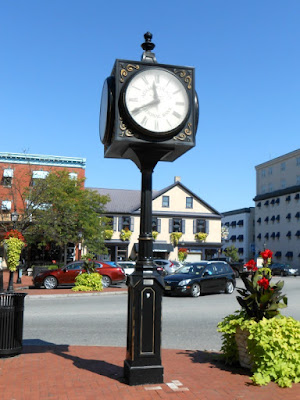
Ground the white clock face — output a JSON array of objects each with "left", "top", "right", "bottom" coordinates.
[{"left": 124, "top": 68, "right": 189, "bottom": 134}]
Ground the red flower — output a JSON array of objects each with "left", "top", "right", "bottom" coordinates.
[
  {"left": 244, "top": 259, "right": 258, "bottom": 272},
  {"left": 260, "top": 249, "right": 273, "bottom": 260},
  {"left": 178, "top": 248, "right": 188, "bottom": 254},
  {"left": 257, "top": 277, "right": 269, "bottom": 290},
  {"left": 4, "top": 229, "right": 25, "bottom": 242}
]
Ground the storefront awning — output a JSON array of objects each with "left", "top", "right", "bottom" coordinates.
[{"left": 134, "top": 243, "right": 173, "bottom": 253}]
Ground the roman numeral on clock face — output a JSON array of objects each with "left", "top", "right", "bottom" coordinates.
[{"left": 141, "top": 116, "right": 148, "bottom": 126}]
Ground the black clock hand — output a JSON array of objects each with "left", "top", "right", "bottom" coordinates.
[
  {"left": 152, "top": 82, "right": 159, "bottom": 100},
  {"left": 131, "top": 99, "right": 160, "bottom": 115}
]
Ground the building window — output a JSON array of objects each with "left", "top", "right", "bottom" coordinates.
[
  {"left": 31, "top": 170, "right": 49, "bottom": 186},
  {"left": 261, "top": 169, "right": 266, "bottom": 177},
  {"left": 237, "top": 220, "right": 244, "bottom": 227},
  {"left": 261, "top": 185, "right": 267, "bottom": 193},
  {"left": 2, "top": 168, "right": 14, "bottom": 187},
  {"left": 162, "top": 196, "right": 169, "bottom": 207},
  {"left": 268, "top": 167, "right": 272, "bottom": 175},
  {"left": 268, "top": 184, "right": 273, "bottom": 192},
  {"left": 281, "top": 162, "right": 286, "bottom": 171},
  {"left": 193, "top": 219, "right": 207, "bottom": 233},
  {"left": 297, "top": 176, "right": 300, "bottom": 185},
  {"left": 118, "top": 216, "right": 133, "bottom": 231},
  {"left": 170, "top": 218, "right": 184, "bottom": 233},
  {"left": 297, "top": 157, "right": 300, "bottom": 166},
  {"left": 152, "top": 217, "right": 161, "bottom": 233},
  {"left": 69, "top": 172, "right": 78, "bottom": 180},
  {"left": 186, "top": 197, "right": 193, "bottom": 209},
  {"left": 1, "top": 200, "right": 12, "bottom": 211},
  {"left": 281, "top": 179, "right": 286, "bottom": 189}
]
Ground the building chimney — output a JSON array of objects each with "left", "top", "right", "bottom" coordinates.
[{"left": 174, "top": 176, "right": 181, "bottom": 183}]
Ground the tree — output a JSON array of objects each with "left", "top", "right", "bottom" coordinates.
[
  {"left": 22, "top": 170, "right": 110, "bottom": 263},
  {"left": 224, "top": 245, "right": 239, "bottom": 263}
]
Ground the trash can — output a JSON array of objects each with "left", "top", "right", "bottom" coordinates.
[{"left": 0, "top": 292, "right": 27, "bottom": 357}]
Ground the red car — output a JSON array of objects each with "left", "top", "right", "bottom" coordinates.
[{"left": 33, "top": 261, "right": 125, "bottom": 289}]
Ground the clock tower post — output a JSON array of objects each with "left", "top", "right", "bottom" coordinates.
[{"left": 99, "top": 33, "right": 199, "bottom": 385}]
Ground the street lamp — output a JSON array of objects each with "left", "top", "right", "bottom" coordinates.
[
  {"left": 78, "top": 231, "right": 83, "bottom": 260},
  {"left": 11, "top": 207, "right": 19, "bottom": 229}
]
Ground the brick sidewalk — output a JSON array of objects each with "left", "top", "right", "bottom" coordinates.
[{"left": 0, "top": 346, "right": 299, "bottom": 400}]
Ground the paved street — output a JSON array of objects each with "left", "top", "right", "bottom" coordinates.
[{"left": 23, "top": 277, "right": 300, "bottom": 350}]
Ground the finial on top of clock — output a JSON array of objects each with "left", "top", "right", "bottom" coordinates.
[{"left": 141, "top": 32, "right": 157, "bottom": 63}]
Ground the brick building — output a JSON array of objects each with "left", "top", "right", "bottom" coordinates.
[{"left": 0, "top": 152, "right": 86, "bottom": 265}]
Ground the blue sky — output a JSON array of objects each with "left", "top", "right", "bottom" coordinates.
[{"left": 1, "top": 1, "right": 299, "bottom": 213}]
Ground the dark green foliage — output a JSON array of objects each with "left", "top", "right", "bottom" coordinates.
[{"left": 237, "top": 268, "right": 287, "bottom": 322}]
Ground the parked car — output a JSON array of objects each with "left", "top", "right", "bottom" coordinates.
[
  {"left": 169, "top": 260, "right": 184, "bottom": 270},
  {"left": 270, "top": 263, "right": 299, "bottom": 277},
  {"left": 153, "top": 259, "right": 177, "bottom": 275},
  {"left": 117, "top": 261, "right": 136, "bottom": 275},
  {"left": 231, "top": 262, "right": 247, "bottom": 277},
  {"left": 117, "top": 261, "right": 165, "bottom": 276},
  {"left": 164, "top": 261, "right": 236, "bottom": 297},
  {"left": 33, "top": 260, "right": 125, "bottom": 289}
]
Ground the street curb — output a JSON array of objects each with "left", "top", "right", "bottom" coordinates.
[{"left": 23, "top": 290, "right": 127, "bottom": 299}]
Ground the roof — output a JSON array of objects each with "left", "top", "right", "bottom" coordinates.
[
  {"left": 90, "top": 181, "right": 221, "bottom": 216},
  {"left": 0, "top": 152, "right": 86, "bottom": 169}
]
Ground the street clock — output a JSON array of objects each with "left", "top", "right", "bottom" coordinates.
[{"left": 99, "top": 32, "right": 199, "bottom": 165}]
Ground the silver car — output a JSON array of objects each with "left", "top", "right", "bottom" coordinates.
[{"left": 153, "top": 259, "right": 177, "bottom": 275}]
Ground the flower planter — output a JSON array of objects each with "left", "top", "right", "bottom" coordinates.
[
  {"left": 0, "top": 292, "right": 27, "bottom": 357},
  {"left": 235, "top": 326, "right": 253, "bottom": 369}
]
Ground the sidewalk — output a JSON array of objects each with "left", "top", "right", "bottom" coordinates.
[{"left": 0, "top": 270, "right": 299, "bottom": 399}]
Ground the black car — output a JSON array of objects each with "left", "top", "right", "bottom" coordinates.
[
  {"left": 164, "top": 261, "right": 236, "bottom": 297},
  {"left": 270, "top": 263, "right": 299, "bottom": 277}
]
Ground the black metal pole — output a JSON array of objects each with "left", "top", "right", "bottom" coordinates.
[
  {"left": 0, "top": 269, "right": 3, "bottom": 292},
  {"left": 7, "top": 271, "right": 14, "bottom": 293},
  {"left": 124, "top": 148, "right": 165, "bottom": 386}
]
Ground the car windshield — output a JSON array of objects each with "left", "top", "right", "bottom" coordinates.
[{"left": 176, "top": 265, "right": 205, "bottom": 275}]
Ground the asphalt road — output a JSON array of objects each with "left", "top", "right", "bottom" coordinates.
[{"left": 23, "top": 277, "right": 300, "bottom": 351}]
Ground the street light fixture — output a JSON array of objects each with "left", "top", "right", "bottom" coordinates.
[
  {"left": 78, "top": 231, "right": 83, "bottom": 260},
  {"left": 11, "top": 208, "right": 19, "bottom": 229}
]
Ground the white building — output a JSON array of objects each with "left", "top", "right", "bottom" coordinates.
[
  {"left": 91, "top": 178, "right": 222, "bottom": 262},
  {"left": 221, "top": 208, "right": 255, "bottom": 263},
  {"left": 254, "top": 149, "right": 300, "bottom": 268}
]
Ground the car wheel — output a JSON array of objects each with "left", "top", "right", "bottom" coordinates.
[
  {"left": 43, "top": 276, "right": 58, "bottom": 289},
  {"left": 102, "top": 275, "right": 112, "bottom": 288},
  {"left": 280, "top": 271, "right": 285, "bottom": 277},
  {"left": 191, "top": 283, "right": 201, "bottom": 297},
  {"left": 225, "top": 281, "right": 234, "bottom": 294}
]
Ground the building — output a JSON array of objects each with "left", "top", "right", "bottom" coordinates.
[
  {"left": 254, "top": 149, "right": 300, "bottom": 267},
  {"left": 0, "top": 152, "right": 86, "bottom": 263},
  {"left": 221, "top": 208, "right": 255, "bottom": 263},
  {"left": 92, "top": 178, "right": 222, "bottom": 262}
]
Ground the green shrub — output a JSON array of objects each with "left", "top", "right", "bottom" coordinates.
[
  {"left": 218, "top": 311, "right": 300, "bottom": 387},
  {"left": 72, "top": 272, "right": 103, "bottom": 292}
]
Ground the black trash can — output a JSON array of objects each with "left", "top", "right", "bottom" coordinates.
[{"left": 0, "top": 292, "right": 27, "bottom": 357}]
